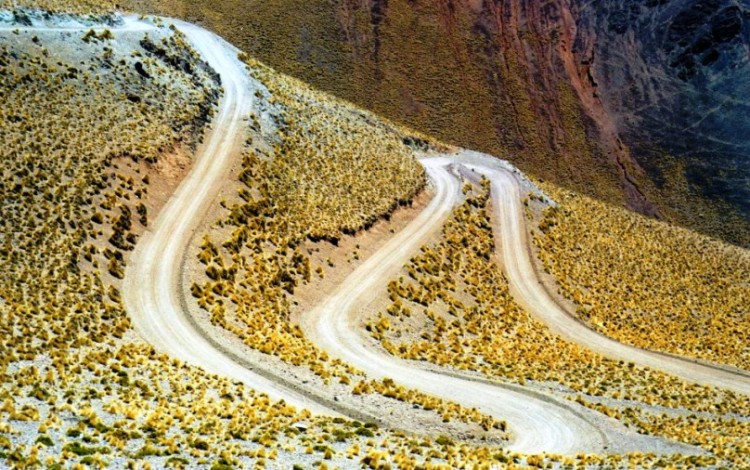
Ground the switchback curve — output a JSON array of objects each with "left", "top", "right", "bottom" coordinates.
[{"left": 300, "top": 156, "right": 672, "bottom": 454}]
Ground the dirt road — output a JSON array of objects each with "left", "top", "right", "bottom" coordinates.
[
  {"left": 464, "top": 155, "right": 750, "bottom": 396},
  {"left": 121, "top": 20, "right": 334, "bottom": 414}
]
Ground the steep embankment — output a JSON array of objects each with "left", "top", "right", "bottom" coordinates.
[
  {"left": 123, "top": 0, "right": 750, "bottom": 247},
  {"left": 573, "top": 0, "right": 750, "bottom": 246}
]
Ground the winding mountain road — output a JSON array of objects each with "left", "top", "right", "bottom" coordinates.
[
  {"left": 119, "top": 21, "right": 746, "bottom": 455},
  {"left": 300, "top": 155, "right": 704, "bottom": 454},
  {"left": 458, "top": 153, "right": 750, "bottom": 396},
  {"left": 300, "top": 159, "right": 610, "bottom": 453},
  {"left": 29, "top": 13, "right": 741, "bottom": 456}
]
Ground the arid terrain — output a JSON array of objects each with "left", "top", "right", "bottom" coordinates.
[{"left": 1, "top": 0, "right": 749, "bottom": 468}]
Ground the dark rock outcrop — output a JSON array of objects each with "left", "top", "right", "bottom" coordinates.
[{"left": 574, "top": 0, "right": 750, "bottom": 243}]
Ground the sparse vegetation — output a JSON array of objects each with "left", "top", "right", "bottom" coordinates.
[
  {"left": 354, "top": 379, "right": 505, "bottom": 432},
  {"left": 2, "top": 22, "right": 438, "bottom": 468},
  {"left": 189, "top": 55, "right": 515, "bottom": 440},
  {"left": 534, "top": 186, "right": 750, "bottom": 370},
  {"left": 0, "top": 15, "right": 534, "bottom": 468},
  {"left": 367, "top": 178, "right": 750, "bottom": 466},
  {"left": 0, "top": 24, "right": 217, "bottom": 361}
]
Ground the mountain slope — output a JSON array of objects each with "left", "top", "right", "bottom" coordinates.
[
  {"left": 0, "top": 13, "right": 478, "bottom": 468},
  {"left": 120, "top": 0, "right": 750, "bottom": 246},
  {"left": 120, "top": 0, "right": 651, "bottom": 206},
  {"left": 574, "top": 0, "right": 750, "bottom": 246}
]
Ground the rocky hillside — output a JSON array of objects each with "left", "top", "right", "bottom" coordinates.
[
  {"left": 575, "top": 0, "right": 750, "bottom": 246},
  {"left": 121, "top": 0, "right": 750, "bottom": 246}
]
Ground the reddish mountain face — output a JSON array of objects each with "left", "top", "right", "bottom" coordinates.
[
  {"left": 128, "top": 0, "right": 750, "bottom": 244},
  {"left": 334, "top": 0, "right": 663, "bottom": 215}
]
